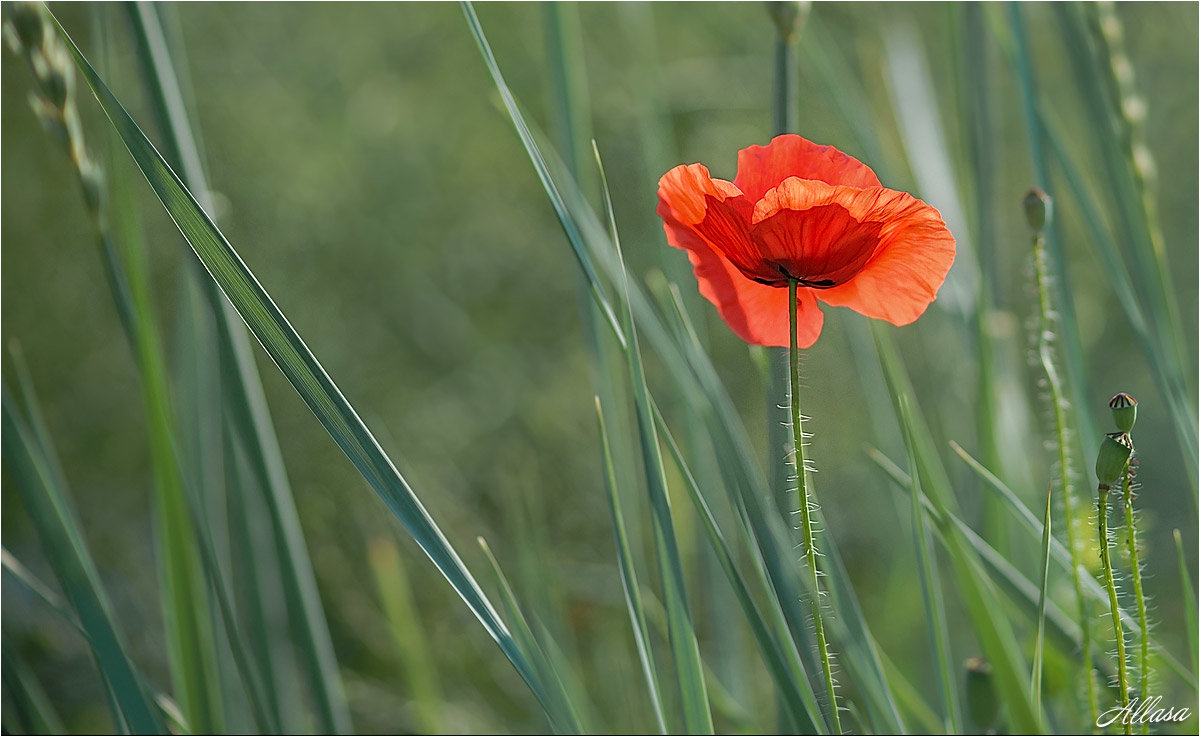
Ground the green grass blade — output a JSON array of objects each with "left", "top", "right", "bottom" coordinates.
[
  {"left": 122, "top": 6, "right": 354, "bottom": 728},
  {"left": 899, "top": 395, "right": 961, "bottom": 733},
  {"left": 2, "top": 389, "right": 164, "bottom": 734},
  {"left": 651, "top": 401, "right": 823, "bottom": 733},
  {"left": 596, "top": 141, "right": 712, "bottom": 734},
  {"left": 873, "top": 325, "right": 1043, "bottom": 734},
  {"left": 1032, "top": 485, "right": 1053, "bottom": 716},
  {"left": 595, "top": 398, "right": 670, "bottom": 734},
  {"left": 2, "top": 548, "right": 86, "bottom": 640},
  {"left": 477, "top": 539, "right": 583, "bottom": 734},
  {"left": 367, "top": 537, "right": 444, "bottom": 735},
  {"left": 51, "top": 11, "right": 549, "bottom": 715}
]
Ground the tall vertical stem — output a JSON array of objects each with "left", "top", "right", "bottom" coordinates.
[
  {"left": 1097, "top": 485, "right": 1131, "bottom": 735},
  {"left": 789, "top": 279, "right": 841, "bottom": 734},
  {"left": 1121, "top": 463, "right": 1151, "bottom": 733}
]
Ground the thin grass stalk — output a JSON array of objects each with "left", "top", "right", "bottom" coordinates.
[
  {"left": 600, "top": 144, "right": 713, "bottom": 735},
  {"left": 1086, "top": 2, "right": 1191, "bottom": 399},
  {"left": 7, "top": 7, "right": 224, "bottom": 728},
  {"left": 787, "top": 280, "right": 841, "bottom": 734},
  {"left": 595, "top": 399, "right": 670, "bottom": 734},
  {"left": 123, "top": 6, "right": 355, "bottom": 730}
]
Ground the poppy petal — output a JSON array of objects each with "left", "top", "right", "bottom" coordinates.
[
  {"left": 734, "top": 134, "right": 882, "bottom": 203},
  {"left": 754, "top": 183, "right": 957, "bottom": 326},
  {"left": 657, "top": 163, "right": 743, "bottom": 225},
  {"left": 688, "top": 244, "right": 825, "bottom": 348}
]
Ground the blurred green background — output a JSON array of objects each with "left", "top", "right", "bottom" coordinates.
[{"left": 3, "top": 2, "right": 1196, "bottom": 733}]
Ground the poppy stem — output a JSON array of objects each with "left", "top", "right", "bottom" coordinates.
[
  {"left": 788, "top": 278, "right": 841, "bottom": 734},
  {"left": 1121, "top": 458, "right": 1152, "bottom": 732},
  {"left": 1097, "top": 481, "right": 1132, "bottom": 735}
]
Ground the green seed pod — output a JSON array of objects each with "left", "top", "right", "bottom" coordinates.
[
  {"left": 1108, "top": 392, "right": 1137, "bottom": 433},
  {"left": 1023, "top": 187, "right": 1052, "bottom": 233},
  {"left": 1096, "top": 432, "right": 1133, "bottom": 488}
]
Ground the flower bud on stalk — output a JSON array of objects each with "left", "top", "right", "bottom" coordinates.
[{"left": 1096, "top": 432, "right": 1133, "bottom": 490}]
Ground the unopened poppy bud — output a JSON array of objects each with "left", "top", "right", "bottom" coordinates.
[
  {"left": 1108, "top": 392, "right": 1137, "bottom": 433},
  {"left": 1095, "top": 432, "right": 1132, "bottom": 488},
  {"left": 1023, "top": 187, "right": 1051, "bottom": 233}
]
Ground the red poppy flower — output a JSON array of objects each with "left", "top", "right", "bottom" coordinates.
[{"left": 656, "top": 134, "right": 956, "bottom": 348}]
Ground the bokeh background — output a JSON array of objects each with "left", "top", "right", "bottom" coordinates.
[{"left": 3, "top": 2, "right": 1197, "bottom": 733}]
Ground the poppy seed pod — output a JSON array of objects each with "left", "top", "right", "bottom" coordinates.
[
  {"left": 1108, "top": 392, "right": 1138, "bottom": 433},
  {"left": 1023, "top": 187, "right": 1051, "bottom": 233},
  {"left": 1095, "top": 432, "right": 1133, "bottom": 488}
]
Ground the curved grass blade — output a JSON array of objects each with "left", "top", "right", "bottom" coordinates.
[
  {"left": 122, "top": 6, "right": 353, "bottom": 729},
  {"left": 2, "top": 388, "right": 164, "bottom": 734},
  {"left": 477, "top": 538, "right": 583, "bottom": 734},
  {"left": 2, "top": 638, "right": 67, "bottom": 735},
  {"left": 595, "top": 140, "right": 712, "bottom": 734},
  {"left": 50, "top": 12, "right": 549, "bottom": 715},
  {"left": 595, "top": 398, "right": 670, "bottom": 734},
  {"left": 899, "top": 395, "right": 961, "bottom": 733}
]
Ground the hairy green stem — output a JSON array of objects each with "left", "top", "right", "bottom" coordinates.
[
  {"left": 1120, "top": 462, "right": 1151, "bottom": 732},
  {"left": 788, "top": 279, "right": 841, "bottom": 734},
  {"left": 1033, "top": 224, "right": 1098, "bottom": 723},
  {"left": 1097, "top": 484, "right": 1131, "bottom": 735}
]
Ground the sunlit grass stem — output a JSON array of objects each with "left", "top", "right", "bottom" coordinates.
[{"left": 788, "top": 278, "right": 841, "bottom": 734}]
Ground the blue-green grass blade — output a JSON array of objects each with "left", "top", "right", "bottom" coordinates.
[
  {"left": 51, "top": 12, "right": 549, "bottom": 715},
  {"left": 950, "top": 441, "right": 1197, "bottom": 688},
  {"left": 2, "top": 548, "right": 86, "bottom": 640},
  {"left": 899, "top": 395, "right": 962, "bottom": 733},
  {"left": 1032, "top": 485, "right": 1053, "bottom": 715},
  {"left": 2, "top": 389, "right": 163, "bottom": 734},
  {"left": 122, "top": 5, "right": 353, "bottom": 728},
  {"left": 2, "top": 638, "right": 68, "bottom": 735},
  {"left": 596, "top": 141, "right": 712, "bottom": 735},
  {"left": 872, "top": 325, "right": 1043, "bottom": 733},
  {"left": 477, "top": 538, "right": 583, "bottom": 734},
  {"left": 651, "top": 400, "right": 823, "bottom": 733},
  {"left": 596, "top": 398, "right": 670, "bottom": 734}
]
